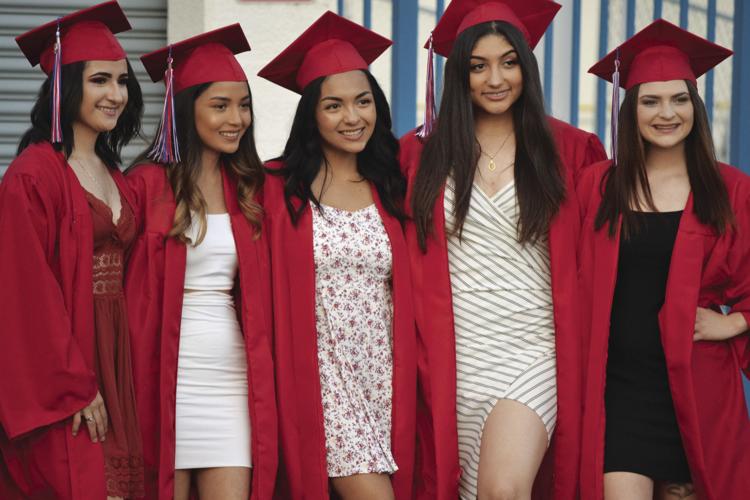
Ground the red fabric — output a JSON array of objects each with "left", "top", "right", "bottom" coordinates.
[
  {"left": 87, "top": 192, "right": 145, "bottom": 498},
  {"left": 576, "top": 161, "right": 750, "bottom": 500},
  {"left": 0, "top": 141, "right": 136, "bottom": 499},
  {"left": 124, "top": 164, "right": 277, "bottom": 500},
  {"left": 15, "top": 1, "right": 129, "bottom": 74},
  {"left": 140, "top": 24, "right": 249, "bottom": 92},
  {"left": 263, "top": 163, "right": 417, "bottom": 499},
  {"left": 257, "top": 11, "right": 391, "bottom": 94},
  {"left": 588, "top": 19, "right": 733, "bottom": 90},
  {"left": 398, "top": 118, "right": 607, "bottom": 500},
  {"left": 430, "top": 0, "right": 561, "bottom": 56}
]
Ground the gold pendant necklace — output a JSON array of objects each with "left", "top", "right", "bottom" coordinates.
[{"left": 479, "top": 129, "right": 513, "bottom": 172}]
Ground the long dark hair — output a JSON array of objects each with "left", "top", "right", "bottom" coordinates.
[
  {"left": 271, "top": 70, "right": 406, "bottom": 225},
  {"left": 132, "top": 82, "right": 264, "bottom": 244},
  {"left": 17, "top": 60, "right": 143, "bottom": 168},
  {"left": 411, "top": 21, "right": 564, "bottom": 251},
  {"left": 594, "top": 80, "right": 733, "bottom": 238}
]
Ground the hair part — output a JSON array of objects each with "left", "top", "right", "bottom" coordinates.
[
  {"left": 18, "top": 60, "right": 143, "bottom": 168},
  {"left": 271, "top": 70, "right": 406, "bottom": 225},
  {"left": 132, "top": 81, "right": 264, "bottom": 245},
  {"left": 594, "top": 80, "right": 734, "bottom": 238},
  {"left": 411, "top": 20, "right": 565, "bottom": 252}
]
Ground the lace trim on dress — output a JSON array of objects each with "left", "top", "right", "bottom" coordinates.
[{"left": 105, "top": 455, "right": 145, "bottom": 498}]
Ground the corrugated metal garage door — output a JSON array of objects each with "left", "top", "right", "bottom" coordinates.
[{"left": 0, "top": 0, "right": 167, "bottom": 177}]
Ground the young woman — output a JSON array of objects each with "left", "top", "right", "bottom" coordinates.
[
  {"left": 257, "top": 11, "right": 416, "bottom": 500},
  {"left": 125, "top": 25, "right": 276, "bottom": 500},
  {"left": 0, "top": 3, "right": 144, "bottom": 499},
  {"left": 579, "top": 19, "right": 750, "bottom": 500},
  {"left": 399, "top": 1, "right": 607, "bottom": 499}
]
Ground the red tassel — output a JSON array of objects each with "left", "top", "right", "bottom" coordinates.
[
  {"left": 149, "top": 48, "right": 181, "bottom": 164},
  {"left": 50, "top": 20, "right": 63, "bottom": 144},
  {"left": 416, "top": 33, "right": 436, "bottom": 140}
]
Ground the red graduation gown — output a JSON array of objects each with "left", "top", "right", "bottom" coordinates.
[
  {"left": 398, "top": 117, "right": 607, "bottom": 500},
  {"left": 124, "top": 164, "right": 277, "bottom": 500},
  {"left": 577, "top": 160, "right": 750, "bottom": 500},
  {"left": 0, "top": 141, "right": 136, "bottom": 499},
  {"left": 263, "top": 161, "right": 417, "bottom": 500}
]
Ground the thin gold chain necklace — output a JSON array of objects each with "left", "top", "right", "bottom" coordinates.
[
  {"left": 70, "top": 157, "right": 105, "bottom": 194},
  {"left": 478, "top": 129, "right": 513, "bottom": 172}
]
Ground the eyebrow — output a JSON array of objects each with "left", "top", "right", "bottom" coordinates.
[
  {"left": 470, "top": 49, "right": 517, "bottom": 60},
  {"left": 88, "top": 72, "right": 113, "bottom": 78},
  {"left": 320, "top": 91, "right": 372, "bottom": 102},
  {"left": 208, "top": 95, "right": 250, "bottom": 102},
  {"left": 639, "top": 92, "right": 689, "bottom": 99}
]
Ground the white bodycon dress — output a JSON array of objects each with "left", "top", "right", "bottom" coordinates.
[{"left": 174, "top": 213, "right": 251, "bottom": 469}]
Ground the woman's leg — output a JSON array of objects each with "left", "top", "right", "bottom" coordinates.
[
  {"left": 173, "top": 470, "right": 192, "bottom": 500},
  {"left": 603, "top": 472, "right": 653, "bottom": 500},
  {"left": 476, "top": 399, "right": 549, "bottom": 500},
  {"left": 194, "top": 467, "right": 250, "bottom": 500},
  {"left": 654, "top": 481, "right": 697, "bottom": 500},
  {"left": 330, "top": 473, "right": 395, "bottom": 500}
]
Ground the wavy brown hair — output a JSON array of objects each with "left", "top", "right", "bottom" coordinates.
[
  {"left": 594, "top": 80, "right": 734, "bottom": 238},
  {"left": 411, "top": 21, "right": 564, "bottom": 251},
  {"left": 133, "top": 81, "right": 263, "bottom": 244}
]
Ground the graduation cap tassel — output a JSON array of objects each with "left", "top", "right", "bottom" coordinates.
[
  {"left": 149, "top": 48, "right": 181, "bottom": 164},
  {"left": 610, "top": 50, "right": 621, "bottom": 166},
  {"left": 50, "top": 20, "right": 63, "bottom": 144},
  {"left": 416, "top": 33, "right": 436, "bottom": 140}
]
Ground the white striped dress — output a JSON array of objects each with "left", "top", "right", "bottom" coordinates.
[{"left": 444, "top": 178, "right": 557, "bottom": 499}]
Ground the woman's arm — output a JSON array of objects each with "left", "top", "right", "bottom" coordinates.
[{"left": 0, "top": 169, "right": 97, "bottom": 439}]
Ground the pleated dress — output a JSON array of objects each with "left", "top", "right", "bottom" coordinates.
[{"left": 86, "top": 190, "right": 145, "bottom": 498}]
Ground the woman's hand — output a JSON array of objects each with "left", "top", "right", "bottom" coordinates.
[
  {"left": 693, "top": 308, "right": 749, "bottom": 342},
  {"left": 72, "top": 391, "right": 107, "bottom": 442}
]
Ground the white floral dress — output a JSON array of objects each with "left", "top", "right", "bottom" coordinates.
[{"left": 311, "top": 202, "right": 398, "bottom": 477}]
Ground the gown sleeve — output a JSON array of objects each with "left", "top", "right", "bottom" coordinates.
[
  {"left": 725, "top": 188, "right": 750, "bottom": 372},
  {"left": 0, "top": 170, "right": 96, "bottom": 439}
]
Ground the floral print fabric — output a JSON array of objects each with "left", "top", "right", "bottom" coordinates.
[{"left": 311, "top": 202, "right": 397, "bottom": 477}]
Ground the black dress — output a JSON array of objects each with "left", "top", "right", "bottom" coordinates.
[{"left": 603, "top": 211, "right": 692, "bottom": 483}]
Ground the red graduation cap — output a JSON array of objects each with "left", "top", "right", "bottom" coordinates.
[
  {"left": 588, "top": 19, "right": 733, "bottom": 89},
  {"left": 141, "top": 24, "right": 251, "bottom": 164},
  {"left": 257, "top": 11, "right": 392, "bottom": 94},
  {"left": 430, "top": 0, "right": 561, "bottom": 57},
  {"left": 140, "top": 23, "right": 250, "bottom": 93},
  {"left": 15, "top": 0, "right": 130, "bottom": 75}
]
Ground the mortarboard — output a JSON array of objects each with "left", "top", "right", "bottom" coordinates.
[
  {"left": 15, "top": 1, "right": 131, "bottom": 143},
  {"left": 15, "top": 0, "right": 130, "bottom": 75},
  {"left": 141, "top": 23, "right": 251, "bottom": 164},
  {"left": 257, "top": 11, "right": 392, "bottom": 94},
  {"left": 589, "top": 19, "right": 733, "bottom": 90},
  {"left": 140, "top": 23, "right": 250, "bottom": 93},
  {"left": 430, "top": 0, "right": 561, "bottom": 58}
]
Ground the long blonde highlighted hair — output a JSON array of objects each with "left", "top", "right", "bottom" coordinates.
[{"left": 134, "top": 81, "right": 263, "bottom": 245}]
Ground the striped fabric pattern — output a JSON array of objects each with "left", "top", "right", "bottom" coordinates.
[{"left": 444, "top": 179, "right": 557, "bottom": 499}]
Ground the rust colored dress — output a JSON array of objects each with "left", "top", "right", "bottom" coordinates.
[{"left": 86, "top": 190, "right": 145, "bottom": 498}]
